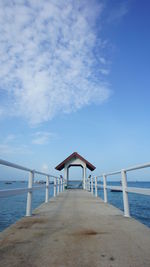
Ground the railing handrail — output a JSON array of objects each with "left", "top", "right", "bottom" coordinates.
[
  {"left": 0, "top": 159, "right": 58, "bottom": 178},
  {"left": 0, "top": 184, "right": 46, "bottom": 198},
  {"left": 97, "top": 172, "right": 121, "bottom": 178},
  {"left": 125, "top": 162, "right": 150, "bottom": 172},
  {"left": 96, "top": 161, "right": 150, "bottom": 178}
]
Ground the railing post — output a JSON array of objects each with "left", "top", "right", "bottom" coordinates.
[
  {"left": 83, "top": 167, "right": 86, "bottom": 190},
  {"left": 86, "top": 178, "right": 88, "bottom": 191},
  {"left": 87, "top": 177, "right": 89, "bottom": 191},
  {"left": 26, "top": 170, "right": 34, "bottom": 216},
  {"left": 57, "top": 177, "right": 59, "bottom": 195},
  {"left": 95, "top": 176, "right": 97, "bottom": 197},
  {"left": 103, "top": 174, "right": 108, "bottom": 203},
  {"left": 91, "top": 176, "right": 93, "bottom": 194},
  {"left": 62, "top": 177, "right": 63, "bottom": 192},
  {"left": 62, "top": 177, "right": 65, "bottom": 191},
  {"left": 45, "top": 175, "right": 49, "bottom": 203},
  {"left": 87, "top": 178, "right": 88, "bottom": 191},
  {"left": 61, "top": 177, "right": 63, "bottom": 193},
  {"left": 121, "top": 169, "right": 130, "bottom": 217},
  {"left": 85, "top": 178, "right": 87, "bottom": 190},
  {"left": 54, "top": 177, "right": 56, "bottom": 197},
  {"left": 88, "top": 177, "right": 90, "bottom": 191}
]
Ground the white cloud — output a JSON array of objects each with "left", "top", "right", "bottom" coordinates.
[
  {"left": 0, "top": 0, "right": 111, "bottom": 124},
  {"left": 100, "top": 69, "right": 110, "bottom": 75},
  {"left": 32, "top": 131, "right": 55, "bottom": 145},
  {"left": 107, "top": 2, "right": 128, "bottom": 23},
  {"left": 0, "top": 144, "right": 32, "bottom": 155},
  {"left": 0, "top": 134, "right": 31, "bottom": 155},
  {"left": 4, "top": 134, "right": 16, "bottom": 143},
  {"left": 41, "top": 163, "right": 49, "bottom": 173}
]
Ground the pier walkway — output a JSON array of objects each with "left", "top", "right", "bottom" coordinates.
[{"left": 0, "top": 190, "right": 150, "bottom": 267}]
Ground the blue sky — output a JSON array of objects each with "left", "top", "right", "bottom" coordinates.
[{"left": 0, "top": 0, "right": 150, "bottom": 180}]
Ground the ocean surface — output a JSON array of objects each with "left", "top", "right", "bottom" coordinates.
[{"left": 0, "top": 181, "right": 150, "bottom": 232}]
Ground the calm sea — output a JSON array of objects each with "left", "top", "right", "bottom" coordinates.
[{"left": 0, "top": 181, "right": 150, "bottom": 232}]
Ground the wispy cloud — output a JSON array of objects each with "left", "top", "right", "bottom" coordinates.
[
  {"left": 0, "top": 131, "right": 56, "bottom": 156},
  {"left": 0, "top": 144, "right": 32, "bottom": 155},
  {"left": 0, "top": 0, "right": 111, "bottom": 124},
  {"left": 4, "top": 134, "right": 16, "bottom": 143},
  {"left": 0, "top": 134, "right": 31, "bottom": 155},
  {"left": 32, "top": 131, "right": 56, "bottom": 145},
  {"left": 106, "top": 2, "right": 128, "bottom": 23},
  {"left": 41, "top": 163, "right": 49, "bottom": 173}
]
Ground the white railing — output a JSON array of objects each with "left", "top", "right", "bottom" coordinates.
[
  {"left": 89, "top": 162, "right": 150, "bottom": 217},
  {"left": 0, "top": 159, "right": 65, "bottom": 217}
]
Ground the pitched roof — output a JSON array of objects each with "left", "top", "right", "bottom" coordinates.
[{"left": 55, "top": 152, "right": 96, "bottom": 171}]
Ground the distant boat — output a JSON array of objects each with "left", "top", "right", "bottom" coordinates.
[
  {"left": 5, "top": 182, "right": 12, "bottom": 184},
  {"left": 110, "top": 189, "right": 122, "bottom": 192},
  {"left": 35, "top": 180, "right": 46, "bottom": 184}
]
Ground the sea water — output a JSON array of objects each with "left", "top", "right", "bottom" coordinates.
[
  {"left": 0, "top": 181, "right": 54, "bottom": 232},
  {"left": 97, "top": 181, "right": 150, "bottom": 228},
  {"left": 0, "top": 181, "right": 150, "bottom": 232}
]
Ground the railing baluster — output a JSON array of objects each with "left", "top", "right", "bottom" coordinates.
[
  {"left": 103, "top": 174, "right": 108, "bottom": 203},
  {"left": 54, "top": 177, "right": 56, "bottom": 197},
  {"left": 26, "top": 171, "right": 34, "bottom": 216},
  {"left": 91, "top": 176, "right": 93, "bottom": 194},
  {"left": 62, "top": 177, "right": 65, "bottom": 191},
  {"left": 95, "top": 176, "right": 97, "bottom": 197},
  {"left": 85, "top": 178, "right": 87, "bottom": 190},
  {"left": 121, "top": 170, "right": 130, "bottom": 217},
  {"left": 60, "top": 177, "right": 62, "bottom": 192},
  {"left": 88, "top": 177, "right": 90, "bottom": 191},
  {"left": 86, "top": 178, "right": 89, "bottom": 191},
  {"left": 45, "top": 175, "right": 49, "bottom": 203},
  {"left": 57, "top": 178, "right": 59, "bottom": 194}
]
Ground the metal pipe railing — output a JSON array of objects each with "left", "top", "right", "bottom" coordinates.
[
  {"left": 125, "top": 162, "right": 150, "bottom": 172},
  {"left": 0, "top": 159, "right": 63, "bottom": 217},
  {"left": 0, "top": 159, "right": 58, "bottom": 178},
  {"left": 90, "top": 161, "right": 150, "bottom": 218},
  {"left": 95, "top": 176, "right": 97, "bottom": 197},
  {"left": 0, "top": 159, "right": 32, "bottom": 172}
]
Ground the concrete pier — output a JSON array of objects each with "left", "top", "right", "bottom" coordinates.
[{"left": 0, "top": 190, "right": 150, "bottom": 267}]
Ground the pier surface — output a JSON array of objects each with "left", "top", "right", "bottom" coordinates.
[{"left": 0, "top": 190, "right": 150, "bottom": 267}]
